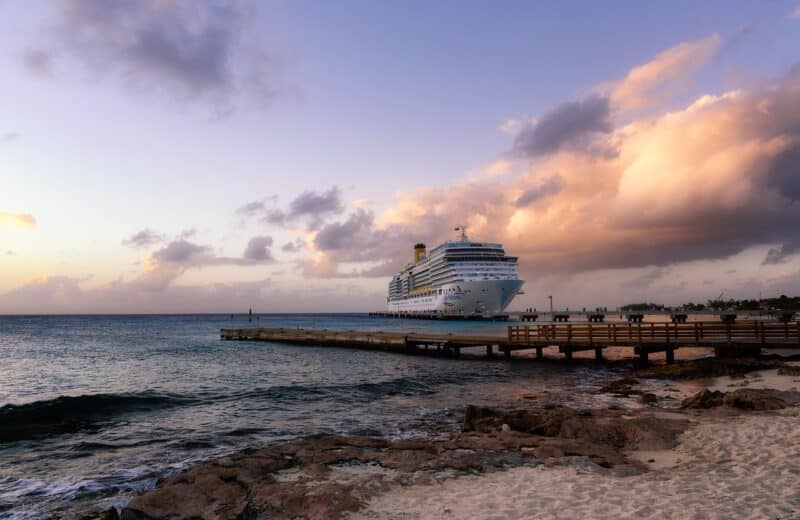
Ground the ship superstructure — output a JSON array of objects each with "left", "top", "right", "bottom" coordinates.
[{"left": 387, "top": 227, "right": 523, "bottom": 316}]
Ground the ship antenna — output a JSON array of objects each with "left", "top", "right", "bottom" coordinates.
[{"left": 454, "top": 225, "right": 468, "bottom": 242}]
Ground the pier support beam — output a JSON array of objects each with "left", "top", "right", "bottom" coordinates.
[
  {"left": 504, "top": 347, "right": 511, "bottom": 360},
  {"left": 666, "top": 348, "right": 675, "bottom": 364},
  {"left": 564, "top": 347, "right": 573, "bottom": 361},
  {"left": 486, "top": 345, "right": 493, "bottom": 359},
  {"left": 536, "top": 346, "right": 543, "bottom": 360},
  {"left": 594, "top": 347, "right": 603, "bottom": 361}
]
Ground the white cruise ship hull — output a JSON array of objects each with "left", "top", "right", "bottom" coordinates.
[{"left": 387, "top": 279, "right": 523, "bottom": 316}]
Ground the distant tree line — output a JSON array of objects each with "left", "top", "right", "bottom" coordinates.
[
  {"left": 619, "top": 295, "right": 800, "bottom": 312},
  {"left": 619, "top": 302, "right": 666, "bottom": 312}
]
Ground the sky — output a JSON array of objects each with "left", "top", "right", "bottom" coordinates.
[{"left": 1, "top": 0, "right": 800, "bottom": 313}]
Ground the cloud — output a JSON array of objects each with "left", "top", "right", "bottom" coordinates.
[
  {"left": 367, "top": 50, "right": 800, "bottom": 279},
  {"left": 237, "top": 186, "right": 344, "bottom": 230},
  {"left": 512, "top": 95, "right": 613, "bottom": 157},
  {"left": 510, "top": 35, "right": 723, "bottom": 160},
  {"left": 122, "top": 228, "right": 165, "bottom": 248},
  {"left": 283, "top": 35, "right": 799, "bottom": 284},
  {"left": 287, "top": 187, "right": 344, "bottom": 226},
  {"left": 0, "top": 212, "right": 37, "bottom": 229},
  {"left": 21, "top": 48, "right": 54, "bottom": 77},
  {"left": 243, "top": 235, "right": 273, "bottom": 262},
  {"left": 610, "top": 33, "right": 721, "bottom": 114},
  {"left": 792, "top": 6, "right": 800, "bottom": 19},
  {"left": 294, "top": 207, "right": 418, "bottom": 278},
  {"left": 151, "top": 239, "right": 212, "bottom": 265},
  {"left": 150, "top": 236, "right": 273, "bottom": 268},
  {"left": 235, "top": 200, "right": 269, "bottom": 217},
  {"left": 314, "top": 208, "right": 374, "bottom": 252},
  {"left": 499, "top": 118, "right": 523, "bottom": 135},
  {"left": 485, "top": 159, "right": 511, "bottom": 177},
  {"left": 281, "top": 238, "right": 305, "bottom": 253},
  {"left": 763, "top": 238, "right": 800, "bottom": 264},
  {"left": 28, "top": 0, "right": 293, "bottom": 114},
  {"left": 619, "top": 267, "right": 670, "bottom": 290},
  {"left": 129, "top": 234, "right": 275, "bottom": 291},
  {"left": 515, "top": 175, "right": 564, "bottom": 207},
  {"left": 2, "top": 132, "right": 20, "bottom": 142}
]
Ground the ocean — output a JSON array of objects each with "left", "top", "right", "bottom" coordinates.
[{"left": 0, "top": 314, "right": 619, "bottom": 518}]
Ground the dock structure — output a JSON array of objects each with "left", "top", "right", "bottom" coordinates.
[
  {"left": 220, "top": 327, "right": 509, "bottom": 359},
  {"left": 221, "top": 320, "right": 799, "bottom": 364},
  {"left": 368, "top": 311, "right": 510, "bottom": 321},
  {"left": 507, "top": 321, "right": 800, "bottom": 362}
]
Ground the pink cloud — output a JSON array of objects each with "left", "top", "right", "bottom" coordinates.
[{"left": 0, "top": 212, "right": 37, "bottom": 229}]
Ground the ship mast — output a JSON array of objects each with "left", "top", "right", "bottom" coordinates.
[{"left": 454, "top": 225, "right": 468, "bottom": 242}]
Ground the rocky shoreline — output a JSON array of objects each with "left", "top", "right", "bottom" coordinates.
[{"left": 79, "top": 356, "right": 800, "bottom": 520}]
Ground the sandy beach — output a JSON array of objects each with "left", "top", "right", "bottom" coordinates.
[
  {"left": 355, "top": 407, "right": 800, "bottom": 519},
  {"left": 353, "top": 365, "right": 800, "bottom": 520}
]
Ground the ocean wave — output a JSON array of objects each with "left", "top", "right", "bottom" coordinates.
[
  {"left": 224, "top": 376, "right": 441, "bottom": 404},
  {"left": 0, "top": 392, "right": 194, "bottom": 444}
]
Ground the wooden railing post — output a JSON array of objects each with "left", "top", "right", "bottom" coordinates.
[
  {"left": 507, "top": 326, "right": 513, "bottom": 343},
  {"left": 612, "top": 323, "right": 617, "bottom": 343},
  {"left": 567, "top": 323, "right": 572, "bottom": 345},
  {"left": 588, "top": 323, "right": 593, "bottom": 347},
  {"left": 726, "top": 322, "right": 732, "bottom": 344}
]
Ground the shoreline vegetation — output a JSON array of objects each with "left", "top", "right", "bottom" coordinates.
[
  {"left": 75, "top": 353, "right": 800, "bottom": 520},
  {"left": 619, "top": 294, "right": 800, "bottom": 312}
]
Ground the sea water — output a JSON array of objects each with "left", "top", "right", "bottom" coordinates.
[{"left": 0, "top": 314, "right": 618, "bottom": 518}]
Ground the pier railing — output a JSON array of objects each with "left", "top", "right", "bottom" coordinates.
[{"left": 507, "top": 321, "right": 800, "bottom": 347}]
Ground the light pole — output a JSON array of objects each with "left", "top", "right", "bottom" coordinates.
[{"left": 548, "top": 295, "right": 553, "bottom": 317}]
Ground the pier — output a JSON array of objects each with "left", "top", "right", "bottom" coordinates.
[{"left": 221, "top": 320, "right": 799, "bottom": 364}]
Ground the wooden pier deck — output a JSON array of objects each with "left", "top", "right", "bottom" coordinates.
[{"left": 221, "top": 320, "right": 799, "bottom": 364}]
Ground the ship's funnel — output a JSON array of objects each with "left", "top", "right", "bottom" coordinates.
[{"left": 414, "top": 243, "right": 426, "bottom": 262}]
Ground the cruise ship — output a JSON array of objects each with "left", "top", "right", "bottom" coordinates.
[{"left": 387, "top": 227, "right": 524, "bottom": 316}]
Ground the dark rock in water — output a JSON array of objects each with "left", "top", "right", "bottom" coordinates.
[
  {"left": 120, "top": 405, "right": 693, "bottom": 519},
  {"left": 599, "top": 377, "right": 640, "bottom": 397},
  {"left": 639, "top": 358, "right": 785, "bottom": 380},
  {"left": 71, "top": 506, "right": 120, "bottom": 520},
  {"left": 462, "top": 405, "right": 501, "bottom": 432},
  {"left": 681, "top": 389, "right": 725, "bottom": 409},
  {"left": 722, "top": 389, "right": 789, "bottom": 410},
  {"left": 461, "top": 405, "right": 687, "bottom": 451},
  {"left": 639, "top": 393, "right": 658, "bottom": 405},
  {"left": 777, "top": 366, "right": 800, "bottom": 376},
  {"left": 682, "top": 388, "right": 798, "bottom": 410}
]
